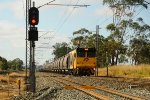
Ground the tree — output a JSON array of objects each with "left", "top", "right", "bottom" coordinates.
[
  {"left": 0, "top": 56, "right": 8, "bottom": 70},
  {"left": 129, "top": 38, "right": 150, "bottom": 64},
  {"left": 9, "top": 58, "right": 23, "bottom": 70},
  {"left": 106, "top": 23, "right": 127, "bottom": 65},
  {"left": 52, "top": 42, "right": 72, "bottom": 59},
  {"left": 103, "top": 0, "right": 149, "bottom": 65},
  {"left": 72, "top": 28, "right": 92, "bottom": 48},
  {"left": 128, "top": 18, "right": 150, "bottom": 64}
]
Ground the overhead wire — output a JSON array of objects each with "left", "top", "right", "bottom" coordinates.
[
  {"left": 54, "top": 0, "right": 72, "bottom": 30},
  {"left": 37, "top": 0, "right": 71, "bottom": 55},
  {"left": 132, "top": 7, "right": 145, "bottom": 20},
  {"left": 87, "top": 16, "right": 113, "bottom": 29},
  {"left": 56, "top": 0, "right": 81, "bottom": 32}
]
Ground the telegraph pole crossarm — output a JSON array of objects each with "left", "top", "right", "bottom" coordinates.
[{"left": 47, "top": 4, "right": 90, "bottom": 7}]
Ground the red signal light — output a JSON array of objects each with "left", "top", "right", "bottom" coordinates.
[{"left": 31, "top": 18, "right": 36, "bottom": 24}]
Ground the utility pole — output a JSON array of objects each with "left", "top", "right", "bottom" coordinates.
[{"left": 96, "top": 25, "right": 99, "bottom": 76}]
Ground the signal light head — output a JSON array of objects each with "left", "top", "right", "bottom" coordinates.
[
  {"left": 31, "top": 18, "right": 37, "bottom": 24},
  {"left": 29, "top": 7, "right": 39, "bottom": 25}
]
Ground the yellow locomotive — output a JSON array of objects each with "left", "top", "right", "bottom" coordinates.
[{"left": 47, "top": 47, "right": 96, "bottom": 76}]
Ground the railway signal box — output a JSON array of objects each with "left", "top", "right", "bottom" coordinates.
[
  {"left": 28, "top": 27, "right": 38, "bottom": 41},
  {"left": 29, "top": 7, "right": 39, "bottom": 25}
]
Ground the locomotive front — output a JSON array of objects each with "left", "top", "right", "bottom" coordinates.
[{"left": 76, "top": 48, "right": 96, "bottom": 75}]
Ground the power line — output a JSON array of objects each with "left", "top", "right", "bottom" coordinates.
[
  {"left": 87, "top": 16, "right": 113, "bottom": 29},
  {"left": 54, "top": 0, "right": 72, "bottom": 31},
  {"left": 56, "top": 0, "right": 81, "bottom": 32},
  {"left": 38, "top": 31, "right": 53, "bottom": 38},
  {"left": 132, "top": 7, "right": 145, "bottom": 20},
  {"left": 37, "top": 0, "right": 56, "bottom": 9}
]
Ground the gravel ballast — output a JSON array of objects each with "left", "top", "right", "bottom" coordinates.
[{"left": 13, "top": 72, "right": 150, "bottom": 100}]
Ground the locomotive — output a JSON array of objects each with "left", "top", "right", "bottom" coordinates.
[{"left": 45, "top": 47, "right": 96, "bottom": 76}]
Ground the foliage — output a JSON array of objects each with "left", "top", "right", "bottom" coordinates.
[
  {"left": 127, "top": 18, "right": 150, "bottom": 65},
  {"left": 52, "top": 42, "right": 72, "bottom": 59},
  {"left": 103, "top": 0, "right": 149, "bottom": 65},
  {"left": 72, "top": 28, "right": 92, "bottom": 48},
  {"left": 0, "top": 56, "right": 8, "bottom": 70},
  {"left": 8, "top": 58, "right": 23, "bottom": 70},
  {"left": 0, "top": 57, "right": 23, "bottom": 71},
  {"left": 106, "top": 23, "right": 128, "bottom": 65},
  {"left": 129, "top": 38, "right": 150, "bottom": 64}
]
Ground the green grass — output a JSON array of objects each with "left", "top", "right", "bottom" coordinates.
[{"left": 98, "top": 64, "right": 150, "bottom": 77}]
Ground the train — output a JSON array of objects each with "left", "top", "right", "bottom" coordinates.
[{"left": 44, "top": 47, "right": 96, "bottom": 76}]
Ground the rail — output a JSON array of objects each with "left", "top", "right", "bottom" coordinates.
[{"left": 54, "top": 77, "right": 146, "bottom": 100}]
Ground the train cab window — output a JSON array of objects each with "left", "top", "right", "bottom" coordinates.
[
  {"left": 77, "top": 51, "right": 85, "bottom": 57},
  {"left": 87, "top": 51, "right": 96, "bottom": 57}
]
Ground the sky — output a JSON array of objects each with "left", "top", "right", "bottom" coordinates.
[{"left": 0, "top": 0, "right": 150, "bottom": 65}]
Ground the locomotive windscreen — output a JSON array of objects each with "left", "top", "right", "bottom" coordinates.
[{"left": 77, "top": 48, "right": 96, "bottom": 57}]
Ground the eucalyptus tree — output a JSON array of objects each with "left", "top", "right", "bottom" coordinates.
[
  {"left": 52, "top": 42, "right": 72, "bottom": 59},
  {"left": 129, "top": 38, "right": 150, "bottom": 64},
  {"left": 128, "top": 18, "right": 150, "bottom": 64},
  {"left": 0, "top": 56, "right": 8, "bottom": 70},
  {"left": 103, "top": 0, "right": 148, "bottom": 23},
  {"left": 103, "top": 0, "right": 148, "bottom": 44},
  {"left": 10, "top": 58, "right": 23, "bottom": 70},
  {"left": 72, "top": 28, "right": 92, "bottom": 48},
  {"left": 103, "top": 0, "right": 148, "bottom": 65}
]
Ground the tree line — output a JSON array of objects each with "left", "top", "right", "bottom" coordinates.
[
  {"left": 51, "top": 0, "right": 150, "bottom": 67},
  {"left": 0, "top": 56, "right": 23, "bottom": 71}
]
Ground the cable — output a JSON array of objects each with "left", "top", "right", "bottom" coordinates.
[
  {"left": 56, "top": 0, "right": 81, "bottom": 32},
  {"left": 37, "top": 0, "right": 55, "bottom": 9},
  {"left": 54, "top": 0, "right": 72, "bottom": 30},
  {"left": 132, "top": 7, "right": 144, "bottom": 20},
  {"left": 87, "top": 16, "right": 113, "bottom": 29}
]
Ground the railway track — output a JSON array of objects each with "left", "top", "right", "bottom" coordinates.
[
  {"left": 53, "top": 77, "right": 112, "bottom": 100},
  {"left": 52, "top": 76, "right": 147, "bottom": 100}
]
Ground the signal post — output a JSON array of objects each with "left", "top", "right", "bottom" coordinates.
[{"left": 28, "top": 2, "right": 39, "bottom": 93}]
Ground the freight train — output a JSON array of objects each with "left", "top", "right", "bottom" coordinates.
[{"left": 44, "top": 47, "right": 96, "bottom": 76}]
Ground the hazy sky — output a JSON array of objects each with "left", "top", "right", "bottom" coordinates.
[{"left": 0, "top": 0, "right": 149, "bottom": 65}]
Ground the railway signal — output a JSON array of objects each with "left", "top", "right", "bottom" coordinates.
[
  {"left": 29, "top": 7, "right": 39, "bottom": 25},
  {"left": 28, "top": 27, "right": 38, "bottom": 41}
]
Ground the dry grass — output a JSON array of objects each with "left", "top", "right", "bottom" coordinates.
[
  {"left": 98, "top": 64, "right": 150, "bottom": 78},
  {"left": 0, "top": 71, "right": 26, "bottom": 100}
]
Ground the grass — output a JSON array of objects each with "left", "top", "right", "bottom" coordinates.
[
  {"left": 98, "top": 64, "right": 150, "bottom": 78},
  {"left": 0, "top": 71, "right": 26, "bottom": 100}
]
